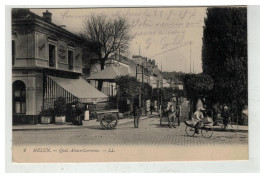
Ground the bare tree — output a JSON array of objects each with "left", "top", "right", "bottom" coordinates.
[{"left": 81, "top": 15, "right": 132, "bottom": 91}]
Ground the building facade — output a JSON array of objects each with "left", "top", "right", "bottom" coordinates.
[{"left": 12, "top": 9, "right": 107, "bottom": 124}]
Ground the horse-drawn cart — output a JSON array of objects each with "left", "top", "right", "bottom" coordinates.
[{"left": 94, "top": 109, "right": 119, "bottom": 129}]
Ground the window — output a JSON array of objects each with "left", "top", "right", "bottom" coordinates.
[
  {"left": 49, "top": 44, "right": 56, "bottom": 67},
  {"left": 12, "top": 40, "right": 15, "bottom": 66},
  {"left": 68, "top": 50, "right": 73, "bottom": 70},
  {"left": 13, "top": 81, "right": 26, "bottom": 114}
]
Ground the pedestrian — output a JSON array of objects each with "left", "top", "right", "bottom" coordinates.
[
  {"left": 71, "top": 105, "right": 77, "bottom": 125},
  {"left": 150, "top": 104, "right": 154, "bottom": 115},
  {"left": 203, "top": 105, "right": 212, "bottom": 118},
  {"left": 167, "top": 94, "right": 177, "bottom": 128},
  {"left": 221, "top": 106, "right": 230, "bottom": 129},
  {"left": 133, "top": 104, "right": 141, "bottom": 128}
]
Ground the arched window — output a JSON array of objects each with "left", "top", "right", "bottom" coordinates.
[{"left": 13, "top": 81, "right": 26, "bottom": 114}]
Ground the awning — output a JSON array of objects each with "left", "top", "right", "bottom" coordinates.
[{"left": 48, "top": 76, "right": 108, "bottom": 103}]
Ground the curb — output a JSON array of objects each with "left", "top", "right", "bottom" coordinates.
[
  {"left": 211, "top": 128, "right": 248, "bottom": 133},
  {"left": 12, "top": 125, "right": 86, "bottom": 131},
  {"left": 12, "top": 114, "right": 159, "bottom": 131}
]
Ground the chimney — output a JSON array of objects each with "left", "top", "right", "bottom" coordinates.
[
  {"left": 151, "top": 60, "right": 155, "bottom": 66},
  {"left": 43, "top": 10, "right": 52, "bottom": 23}
]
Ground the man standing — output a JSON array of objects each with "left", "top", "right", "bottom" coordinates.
[
  {"left": 133, "top": 97, "right": 141, "bottom": 128},
  {"left": 133, "top": 104, "right": 141, "bottom": 128},
  {"left": 167, "top": 94, "right": 177, "bottom": 128},
  {"left": 150, "top": 104, "right": 154, "bottom": 115},
  {"left": 222, "top": 106, "right": 230, "bottom": 130}
]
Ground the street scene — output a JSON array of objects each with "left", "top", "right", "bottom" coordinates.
[
  {"left": 13, "top": 116, "right": 248, "bottom": 146},
  {"left": 11, "top": 6, "right": 248, "bottom": 162}
]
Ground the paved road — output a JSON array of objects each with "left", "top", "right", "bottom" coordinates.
[{"left": 13, "top": 117, "right": 248, "bottom": 146}]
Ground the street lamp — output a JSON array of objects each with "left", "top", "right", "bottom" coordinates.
[
  {"left": 115, "top": 85, "right": 119, "bottom": 110},
  {"left": 111, "top": 84, "right": 114, "bottom": 97}
]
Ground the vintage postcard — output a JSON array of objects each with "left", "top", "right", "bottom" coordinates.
[{"left": 10, "top": 6, "right": 248, "bottom": 163}]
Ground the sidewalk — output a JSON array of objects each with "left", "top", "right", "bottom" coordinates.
[
  {"left": 211, "top": 124, "right": 248, "bottom": 132},
  {"left": 12, "top": 113, "right": 158, "bottom": 131}
]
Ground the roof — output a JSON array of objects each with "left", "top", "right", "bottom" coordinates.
[
  {"left": 48, "top": 76, "right": 108, "bottom": 103},
  {"left": 86, "top": 66, "right": 129, "bottom": 80},
  {"left": 12, "top": 9, "right": 81, "bottom": 41},
  {"left": 171, "top": 75, "right": 182, "bottom": 84}
]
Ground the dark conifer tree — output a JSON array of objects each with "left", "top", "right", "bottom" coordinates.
[{"left": 202, "top": 7, "right": 247, "bottom": 114}]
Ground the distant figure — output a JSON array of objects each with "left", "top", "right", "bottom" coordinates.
[
  {"left": 203, "top": 105, "right": 212, "bottom": 118},
  {"left": 133, "top": 97, "right": 141, "bottom": 128},
  {"left": 221, "top": 106, "right": 230, "bottom": 129},
  {"left": 150, "top": 104, "right": 154, "bottom": 115},
  {"left": 71, "top": 104, "right": 83, "bottom": 125},
  {"left": 167, "top": 94, "right": 177, "bottom": 128},
  {"left": 133, "top": 104, "right": 141, "bottom": 128}
]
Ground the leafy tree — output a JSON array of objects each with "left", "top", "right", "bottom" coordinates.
[
  {"left": 115, "top": 75, "right": 140, "bottom": 100},
  {"left": 151, "top": 87, "right": 184, "bottom": 110},
  {"left": 162, "top": 71, "right": 186, "bottom": 82},
  {"left": 151, "top": 88, "right": 160, "bottom": 102},
  {"left": 81, "top": 15, "right": 132, "bottom": 90},
  {"left": 142, "top": 83, "right": 152, "bottom": 100},
  {"left": 161, "top": 87, "right": 175, "bottom": 103},
  {"left": 202, "top": 7, "right": 247, "bottom": 115},
  {"left": 173, "top": 88, "right": 184, "bottom": 98},
  {"left": 114, "top": 75, "right": 139, "bottom": 112},
  {"left": 115, "top": 75, "right": 153, "bottom": 112},
  {"left": 181, "top": 73, "right": 214, "bottom": 114}
]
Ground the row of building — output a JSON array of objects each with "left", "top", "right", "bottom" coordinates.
[
  {"left": 87, "top": 54, "right": 183, "bottom": 97},
  {"left": 11, "top": 9, "right": 183, "bottom": 124}
]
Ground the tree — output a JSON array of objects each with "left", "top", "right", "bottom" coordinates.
[
  {"left": 142, "top": 83, "right": 152, "bottom": 101},
  {"left": 115, "top": 76, "right": 153, "bottom": 112},
  {"left": 151, "top": 87, "right": 183, "bottom": 110},
  {"left": 81, "top": 15, "right": 132, "bottom": 90},
  {"left": 202, "top": 7, "right": 247, "bottom": 114},
  {"left": 181, "top": 73, "right": 214, "bottom": 115},
  {"left": 114, "top": 75, "right": 140, "bottom": 112},
  {"left": 115, "top": 75, "right": 140, "bottom": 100}
]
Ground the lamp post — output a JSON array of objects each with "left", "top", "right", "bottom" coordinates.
[
  {"left": 136, "top": 64, "right": 143, "bottom": 108},
  {"left": 111, "top": 84, "right": 114, "bottom": 97},
  {"left": 115, "top": 85, "right": 119, "bottom": 110}
]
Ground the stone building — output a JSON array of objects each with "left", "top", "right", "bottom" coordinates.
[{"left": 12, "top": 9, "right": 107, "bottom": 124}]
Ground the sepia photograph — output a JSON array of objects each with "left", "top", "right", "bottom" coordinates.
[{"left": 10, "top": 6, "right": 248, "bottom": 163}]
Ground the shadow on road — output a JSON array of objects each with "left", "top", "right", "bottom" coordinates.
[
  {"left": 84, "top": 125, "right": 110, "bottom": 130},
  {"left": 180, "top": 134, "right": 201, "bottom": 138}
]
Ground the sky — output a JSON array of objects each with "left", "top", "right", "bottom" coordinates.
[{"left": 31, "top": 7, "right": 207, "bottom": 73}]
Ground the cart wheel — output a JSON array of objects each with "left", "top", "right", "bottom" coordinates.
[
  {"left": 185, "top": 125, "right": 196, "bottom": 137},
  {"left": 201, "top": 125, "right": 213, "bottom": 138},
  {"left": 100, "top": 113, "right": 118, "bottom": 129}
]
